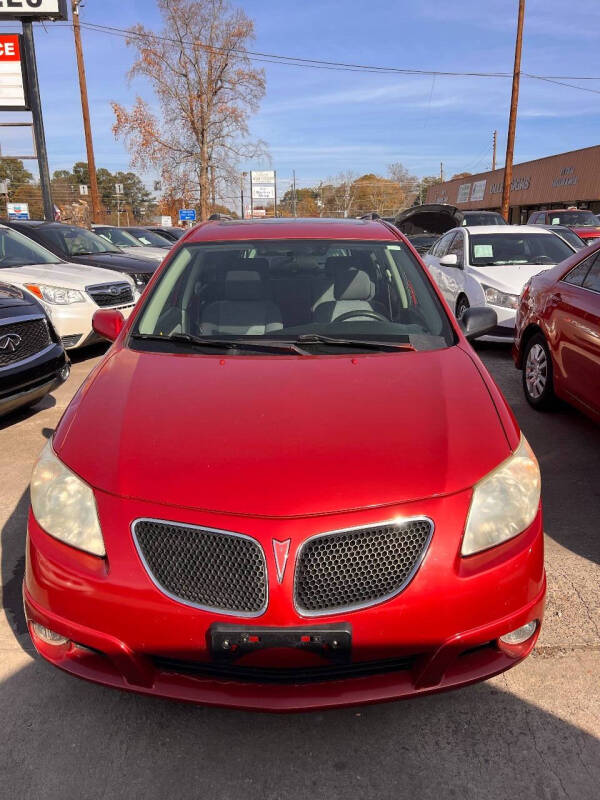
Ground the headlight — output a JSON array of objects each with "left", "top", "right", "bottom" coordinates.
[
  {"left": 482, "top": 284, "right": 519, "bottom": 309},
  {"left": 30, "top": 440, "right": 105, "bottom": 557},
  {"left": 25, "top": 284, "right": 85, "bottom": 305},
  {"left": 461, "top": 435, "right": 541, "bottom": 556}
]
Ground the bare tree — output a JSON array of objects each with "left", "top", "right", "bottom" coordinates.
[{"left": 112, "top": 0, "right": 266, "bottom": 220}]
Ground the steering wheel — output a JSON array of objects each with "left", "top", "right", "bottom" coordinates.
[{"left": 332, "top": 309, "right": 389, "bottom": 324}]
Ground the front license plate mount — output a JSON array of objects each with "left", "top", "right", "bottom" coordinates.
[{"left": 209, "top": 623, "right": 352, "bottom": 664}]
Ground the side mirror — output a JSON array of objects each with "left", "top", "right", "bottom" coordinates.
[
  {"left": 439, "top": 253, "right": 460, "bottom": 268},
  {"left": 459, "top": 306, "right": 497, "bottom": 341},
  {"left": 92, "top": 309, "right": 125, "bottom": 342}
]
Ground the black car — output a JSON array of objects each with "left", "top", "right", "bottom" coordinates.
[
  {"left": 144, "top": 226, "right": 186, "bottom": 242},
  {"left": 123, "top": 227, "right": 173, "bottom": 249},
  {"left": 3, "top": 221, "right": 156, "bottom": 292},
  {"left": 407, "top": 233, "right": 440, "bottom": 255},
  {"left": 0, "top": 281, "right": 69, "bottom": 417}
]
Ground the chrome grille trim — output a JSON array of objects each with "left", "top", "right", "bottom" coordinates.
[
  {"left": 293, "top": 516, "right": 434, "bottom": 617},
  {"left": 131, "top": 517, "right": 268, "bottom": 617}
]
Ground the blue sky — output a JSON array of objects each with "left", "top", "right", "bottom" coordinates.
[{"left": 1, "top": 0, "right": 599, "bottom": 194}]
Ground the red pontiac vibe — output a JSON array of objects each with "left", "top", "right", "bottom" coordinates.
[
  {"left": 25, "top": 218, "right": 545, "bottom": 711},
  {"left": 513, "top": 242, "right": 600, "bottom": 422}
]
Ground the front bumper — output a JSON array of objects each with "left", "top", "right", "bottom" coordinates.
[
  {"left": 0, "top": 346, "right": 68, "bottom": 416},
  {"left": 43, "top": 302, "right": 135, "bottom": 350},
  {"left": 24, "top": 489, "right": 545, "bottom": 712}
]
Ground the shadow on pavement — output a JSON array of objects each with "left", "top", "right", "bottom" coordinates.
[
  {"left": 476, "top": 343, "right": 600, "bottom": 567},
  {"left": 0, "top": 657, "right": 598, "bottom": 800}
]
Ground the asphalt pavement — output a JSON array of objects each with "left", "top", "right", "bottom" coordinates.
[{"left": 1, "top": 342, "right": 599, "bottom": 800}]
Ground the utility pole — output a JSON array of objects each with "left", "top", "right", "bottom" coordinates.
[
  {"left": 501, "top": 0, "right": 525, "bottom": 222},
  {"left": 492, "top": 130, "right": 498, "bottom": 171},
  {"left": 440, "top": 162, "right": 444, "bottom": 182},
  {"left": 240, "top": 172, "right": 246, "bottom": 218},
  {"left": 72, "top": 0, "right": 101, "bottom": 223},
  {"left": 292, "top": 170, "right": 297, "bottom": 217},
  {"left": 20, "top": 23, "right": 53, "bottom": 221}
]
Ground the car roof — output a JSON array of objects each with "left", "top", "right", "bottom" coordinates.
[
  {"left": 186, "top": 217, "right": 399, "bottom": 242},
  {"left": 463, "top": 210, "right": 502, "bottom": 215},
  {"left": 462, "top": 224, "right": 553, "bottom": 234}
]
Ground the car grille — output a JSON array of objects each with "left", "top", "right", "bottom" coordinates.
[
  {"left": 0, "top": 317, "right": 52, "bottom": 368},
  {"left": 60, "top": 334, "right": 82, "bottom": 349},
  {"left": 132, "top": 519, "right": 268, "bottom": 616},
  {"left": 87, "top": 282, "right": 134, "bottom": 308},
  {"left": 295, "top": 519, "right": 433, "bottom": 615}
]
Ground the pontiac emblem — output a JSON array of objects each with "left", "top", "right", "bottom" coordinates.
[{"left": 272, "top": 539, "right": 291, "bottom": 583}]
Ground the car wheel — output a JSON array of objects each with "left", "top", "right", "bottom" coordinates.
[
  {"left": 523, "top": 333, "right": 555, "bottom": 410},
  {"left": 455, "top": 295, "right": 470, "bottom": 321}
]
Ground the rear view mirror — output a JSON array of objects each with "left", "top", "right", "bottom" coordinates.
[
  {"left": 459, "top": 307, "right": 497, "bottom": 341},
  {"left": 439, "top": 254, "right": 459, "bottom": 267},
  {"left": 92, "top": 309, "right": 125, "bottom": 342}
]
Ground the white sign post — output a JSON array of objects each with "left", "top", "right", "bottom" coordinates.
[
  {"left": 79, "top": 184, "right": 89, "bottom": 196},
  {"left": 250, "top": 169, "right": 277, "bottom": 216},
  {"left": 115, "top": 183, "right": 124, "bottom": 195}
]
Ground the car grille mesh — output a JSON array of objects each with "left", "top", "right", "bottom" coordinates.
[
  {"left": 295, "top": 519, "right": 433, "bottom": 614},
  {"left": 87, "top": 282, "right": 134, "bottom": 307},
  {"left": 0, "top": 318, "right": 51, "bottom": 367},
  {"left": 133, "top": 520, "right": 267, "bottom": 615}
]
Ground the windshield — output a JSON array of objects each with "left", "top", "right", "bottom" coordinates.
[
  {"left": 469, "top": 232, "right": 573, "bottom": 266},
  {"left": 462, "top": 213, "right": 506, "bottom": 226},
  {"left": 549, "top": 211, "right": 599, "bottom": 227},
  {"left": 133, "top": 239, "right": 455, "bottom": 353},
  {"left": 0, "top": 227, "right": 63, "bottom": 267},
  {"left": 552, "top": 228, "right": 586, "bottom": 249},
  {"left": 40, "top": 225, "right": 121, "bottom": 256},
  {"left": 126, "top": 228, "right": 172, "bottom": 247},
  {"left": 95, "top": 227, "right": 142, "bottom": 247}
]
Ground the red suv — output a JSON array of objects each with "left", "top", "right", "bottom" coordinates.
[
  {"left": 24, "top": 218, "right": 545, "bottom": 711},
  {"left": 528, "top": 208, "right": 600, "bottom": 244}
]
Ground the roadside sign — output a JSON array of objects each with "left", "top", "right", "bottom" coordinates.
[
  {"left": 7, "top": 202, "right": 29, "bottom": 220},
  {"left": 114, "top": 183, "right": 124, "bottom": 195},
  {"left": 252, "top": 184, "right": 275, "bottom": 200},
  {"left": 160, "top": 215, "right": 172, "bottom": 226},
  {"left": 0, "top": 35, "right": 29, "bottom": 111},
  {"left": 0, "top": 181, "right": 8, "bottom": 194},
  {"left": 153, "top": 181, "right": 162, "bottom": 192},
  {"left": 79, "top": 184, "right": 89, "bottom": 196},
  {"left": 250, "top": 170, "right": 275, "bottom": 185},
  {"left": 0, "top": 1, "right": 68, "bottom": 20},
  {"left": 178, "top": 209, "right": 196, "bottom": 222}
]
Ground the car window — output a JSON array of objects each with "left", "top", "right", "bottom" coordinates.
[
  {"left": 127, "top": 228, "right": 171, "bottom": 247},
  {"left": 96, "top": 227, "right": 141, "bottom": 247},
  {"left": 553, "top": 228, "right": 586, "bottom": 249},
  {"left": 433, "top": 232, "right": 455, "bottom": 258},
  {"left": 562, "top": 255, "right": 595, "bottom": 287},
  {"left": 549, "top": 211, "right": 599, "bottom": 227},
  {"left": 582, "top": 256, "right": 600, "bottom": 292},
  {"left": 469, "top": 233, "right": 573, "bottom": 266},
  {"left": 132, "top": 239, "right": 456, "bottom": 352},
  {"left": 0, "top": 227, "right": 62, "bottom": 267},
  {"left": 41, "top": 226, "right": 121, "bottom": 256},
  {"left": 447, "top": 232, "right": 464, "bottom": 263}
]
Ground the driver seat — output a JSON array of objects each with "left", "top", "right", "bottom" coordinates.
[{"left": 313, "top": 265, "right": 377, "bottom": 323}]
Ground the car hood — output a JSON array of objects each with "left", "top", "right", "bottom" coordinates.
[
  {"left": 55, "top": 344, "right": 511, "bottom": 517},
  {"left": 395, "top": 204, "right": 464, "bottom": 236},
  {"left": 0, "top": 281, "right": 36, "bottom": 310},
  {"left": 69, "top": 252, "right": 156, "bottom": 273},
  {"left": 0, "top": 261, "right": 135, "bottom": 289},
  {"left": 468, "top": 263, "right": 555, "bottom": 294}
]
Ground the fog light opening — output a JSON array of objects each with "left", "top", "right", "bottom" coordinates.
[
  {"left": 31, "top": 622, "right": 70, "bottom": 646},
  {"left": 59, "top": 363, "right": 71, "bottom": 382},
  {"left": 499, "top": 620, "right": 538, "bottom": 646}
]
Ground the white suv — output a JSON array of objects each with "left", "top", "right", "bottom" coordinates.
[{"left": 0, "top": 224, "right": 137, "bottom": 349}]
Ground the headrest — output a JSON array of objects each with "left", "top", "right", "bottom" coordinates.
[
  {"left": 325, "top": 254, "right": 367, "bottom": 275},
  {"left": 334, "top": 266, "right": 374, "bottom": 301},
  {"left": 224, "top": 270, "right": 264, "bottom": 301},
  {"left": 227, "top": 257, "right": 269, "bottom": 278}
]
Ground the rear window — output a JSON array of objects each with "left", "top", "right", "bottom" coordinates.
[
  {"left": 548, "top": 211, "right": 599, "bottom": 227},
  {"left": 469, "top": 233, "right": 573, "bottom": 266}
]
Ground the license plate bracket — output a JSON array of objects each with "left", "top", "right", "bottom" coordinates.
[{"left": 209, "top": 623, "right": 352, "bottom": 664}]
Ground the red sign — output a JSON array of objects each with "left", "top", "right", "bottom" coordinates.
[{"left": 0, "top": 34, "right": 21, "bottom": 61}]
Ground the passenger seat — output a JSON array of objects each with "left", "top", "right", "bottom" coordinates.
[
  {"left": 313, "top": 265, "right": 379, "bottom": 323},
  {"left": 200, "top": 270, "right": 283, "bottom": 335}
]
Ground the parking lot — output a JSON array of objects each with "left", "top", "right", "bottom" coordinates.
[{"left": 1, "top": 342, "right": 598, "bottom": 800}]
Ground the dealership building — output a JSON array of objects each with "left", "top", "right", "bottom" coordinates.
[{"left": 426, "top": 144, "right": 600, "bottom": 223}]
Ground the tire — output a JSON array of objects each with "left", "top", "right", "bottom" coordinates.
[
  {"left": 522, "top": 332, "right": 555, "bottom": 410},
  {"left": 455, "top": 295, "right": 470, "bottom": 321}
]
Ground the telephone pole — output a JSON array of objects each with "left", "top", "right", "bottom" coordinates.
[
  {"left": 72, "top": 0, "right": 101, "bottom": 222},
  {"left": 440, "top": 162, "right": 444, "bottom": 182},
  {"left": 501, "top": 0, "right": 526, "bottom": 222},
  {"left": 492, "top": 130, "right": 498, "bottom": 171}
]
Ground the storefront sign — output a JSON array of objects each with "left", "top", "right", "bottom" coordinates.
[
  {"left": 0, "top": 34, "right": 28, "bottom": 110},
  {"left": 7, "top": 202, "right": 29, "bottom": 220},
  {"left": 457, "top": 183, "right": 471, "bottom": 203},
  {"left": 552, "top": 167, "right": 577, "bottom": 188},
  {"left": 470, "top": 180, "right": 486, "bottom": 202},
  {"left": 0, "top": 1, "right": 68, "bottom": 20},
  {"left": 490, "top": 176, "right": 531, "bottom": 194}
]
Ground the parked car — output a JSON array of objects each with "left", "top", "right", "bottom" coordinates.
[
  {"left": 424, "top": 225, "right": 575, "bottom": 339},
  {"left": 527, "top": 208, "right": 600, "bottom": 245},
  {"left": 395, "top": 203, "right": 463, "bottom": 236},
  {"left": 0, "top": 224, "right": 137, "bottom": 349},
  {"left": 24, "top": 217, "right": 545, "bottom": 711},
  {"left": 91, "top": 225, "right": 166, "bottom": 263},
  {"left": 144, "top": 226, "right": 186, "bottom": 242},
  {"left": 462, "top": 210, "right": 507, "bottom": 226},
  {"left": 4, "top": 220, "right": 156, "bottom": 292},
  {"left": 513, "top": 244, "right": 600, "bottom": 422},
  {"left": 121, "top": 227, "right": 172, "bottom": 249},
  {"left": 536, "top": 224, "right": 587, "bottom": 251},
  {"left": 0, "top": 281, "right": 69, "bottom": 417}
]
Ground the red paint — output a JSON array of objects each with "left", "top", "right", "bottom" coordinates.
[
  {"left": 0, "top": 35, "right": 21, "bottom": 61},
  {"left": 25, "top": 218, "right": 544, "bottom": 710},
  {"left": 514, "top": 244, "right": 600, "bottom": 422}
]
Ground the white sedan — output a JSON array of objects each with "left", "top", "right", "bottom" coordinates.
[
  {"left": 0, "top": 225, "right": 136, "bottom": 349},
  {"left": 423, "top": 225, "right": 575, "bottom": 340}
]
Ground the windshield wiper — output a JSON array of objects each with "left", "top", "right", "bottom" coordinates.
[
  {"left": 293, "top": 333, "right": 415, "bottom": 352},
  {"left": 131, "top": 332, "right": 310, "bottom": 355}
]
